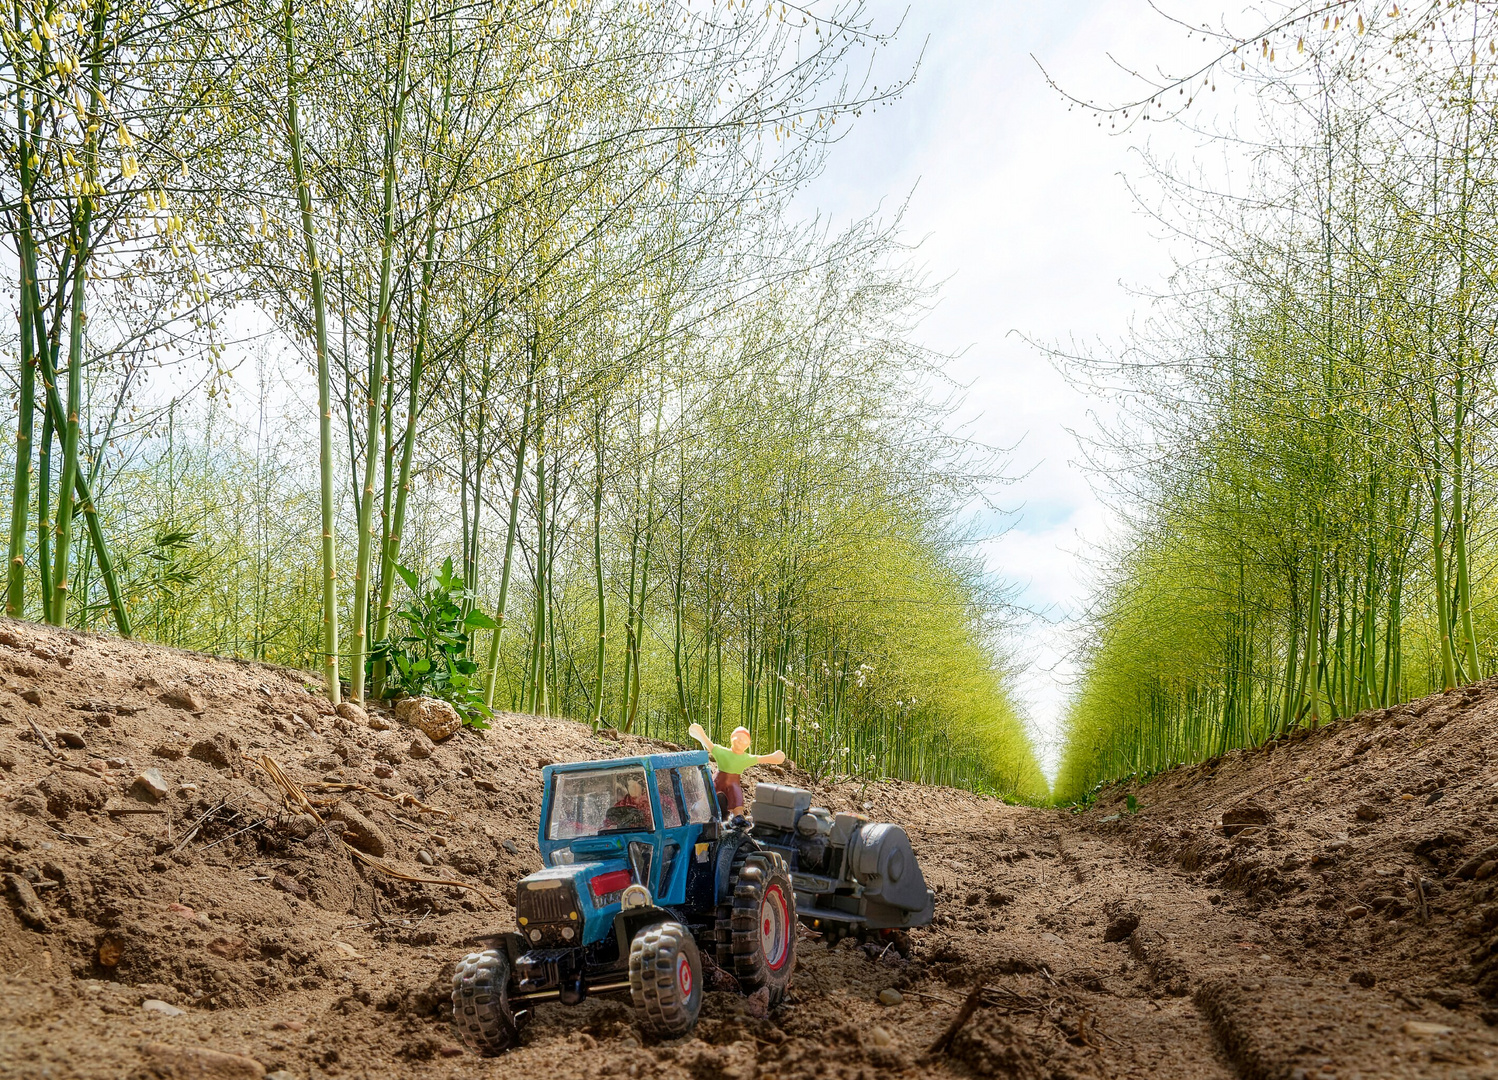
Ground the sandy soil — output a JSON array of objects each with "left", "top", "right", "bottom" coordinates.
[{"left": 0, "top": 618, "right": 1495, "bottom": 1080}]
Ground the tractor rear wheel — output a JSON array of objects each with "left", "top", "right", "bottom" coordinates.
[
  {"left": 451, "top": 948, "right": 524, "bottom": 1055},
  {"left": 628, "top": 920, "right": 703, "bottom": 1037},
  {"left": 727, "top": 852, "right": 795, "bottom": 1005}
]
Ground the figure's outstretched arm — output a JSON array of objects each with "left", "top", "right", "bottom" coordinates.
[
  {"left": 755, "top": 750, "right": 786, "bottom": 766},
  {"left": 687, "top": 722, "right": 714, "bottom": 754}
]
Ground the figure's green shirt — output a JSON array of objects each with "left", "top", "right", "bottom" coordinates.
[{"left": 711, "top": 745, "right": 758, "bottom": 775}]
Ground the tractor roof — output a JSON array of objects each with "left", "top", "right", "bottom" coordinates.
[{"left": 541, "top": 749, "right": 709, "bottom": 778}]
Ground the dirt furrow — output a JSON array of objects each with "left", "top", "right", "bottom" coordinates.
[{"left": 2, "top": 619, "right": 1497, "bottom": 1079}]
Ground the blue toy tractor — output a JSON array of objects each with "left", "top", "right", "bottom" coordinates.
[{"left": 451, "top": 751, "right": 795, "bottom": 1053}]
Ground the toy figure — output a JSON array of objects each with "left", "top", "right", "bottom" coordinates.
[
  {"left": 687, "top": 723, "right": 785, "bottom": 818},
  {"left": 613, "top": 774, "right": 651, "bottom": 814}
]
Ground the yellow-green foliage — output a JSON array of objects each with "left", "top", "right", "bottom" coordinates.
[{"left": 1056, "top": 8, "right": 1498, "bottom": 803}]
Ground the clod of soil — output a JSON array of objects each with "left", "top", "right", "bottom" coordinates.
[{"left": 394, "top": 697, "right": 462, "bottom": 742}]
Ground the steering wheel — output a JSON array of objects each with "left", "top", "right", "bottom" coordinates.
[{"left": 602, "top": 805, "right": 646, "bottom": 831}]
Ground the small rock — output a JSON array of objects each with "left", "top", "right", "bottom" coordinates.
[
  {"left": 1457, "top": 845, "right": 1498, "bottom": 878},
  {"left": 1426, "top": 789, "right": 1446, "bottom": 806},
  {"left": 437, "top": 1044, "right": 464, "bottom": 1058},
  {"left": 394, "top": 696, "right": 463, "bottom": 741},
  {"left": 1098, "top": 813, "right": 1120, "bottom": 824},
  {"left": 502, "top": 839, "right": 519, "bottom": 855},
  {"left": 474, "top": 778, "right": 498, "bottom": 792},
  {"left": 139, "top": 1041, "right": 265, "bottom": 1079},
  {"left": 269, "top": 1020, "right": 304, "bottom": 1032},
  {"left": 4, "top": 872, "right": 50, "bottom": 931},
  {"left": 328, "top": 804, "right": 389, "bottom": 857},
  {"left": 160, "top": 687, "right": 207, "bottom": 713},
  {"left": 266, "top": 1072, "right": 300, "bottom": 1080},
  {"left": 416, "top": 849, "right": 434, "bottom": 866},
  {"left": 368, "top": 713, "right": 391, "bottom": 731},
  {"left": 1477, "top": 861, "right": 1498, "bottom": 881},
  {"left": 271, "top": 872, "right": 308, "bottom": 899},
  {"left": 152, "top": 742, "right": 186, "bottom": 761},
  {"left": 142, "top": 999, "right": 185, "bottom": 1018},
  {"left": 1344, "top": 904, "right": 1369, "bottom": 920},
  {"left": 1403, "top": 1020, "right": 1454, "bottom": 1037},
  {"left": 407, "top": 735, "right": 433, "bottom": 760},
  {"left": 54, "top": 729, "right": 85, "bottom": 749},
  {"left": 0, "top": 746, "right": 15, "bottom": 770},
  {"left": 207, "top": 936, "right": 248, "bottom": 960},
  {"left": 1354, "top": 803, "right": 1380, "bottom": 821},
  {"left": 132, "top": 769, "right": 170, "bottom": 802},
  {"left": 878, "top": 988, "right": 903, "bottom": 1006},
  {"left": 373, "top": 763, "right": 394, "bottom": 779},
  {"left": 98, "top": 934, "right": 124, "bottom": 967},
  {"left": 1349, "top": 970, "right": 1376, "bottom": 988},
  {"left": 19, "top": 687, "right": 43, "bottom": 705},
  {"left": 1104, "top": 913, "right": 1140, "bottom": 942},
  {"left": 869, "top": 1026, "right": 893, "bottom": 1047},
  {"left": 335, "top": 702, "right": 368, "bottom": 726},
  {"left": 90, "top": 712, "right": 112, "bottom": 727}
]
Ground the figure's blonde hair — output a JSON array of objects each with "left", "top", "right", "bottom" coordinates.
[{"left": 731, "top": 726, "right": 751, "bottom": 741}]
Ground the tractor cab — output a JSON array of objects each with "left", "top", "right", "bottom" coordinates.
[{"left": 530, "top": 752, "right": 719, "bottom": 948}]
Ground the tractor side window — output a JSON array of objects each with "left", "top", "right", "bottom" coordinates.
[
  {"left": 676, "top": 766, "right": 714, "bottom": 824},
  {"left": 656, "top": 769, "right": 683, "bottom": 828}
]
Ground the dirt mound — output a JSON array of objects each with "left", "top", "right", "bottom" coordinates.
[
  {"left": 2, "top": 619, "right": 1497, "bottom": 1078},
  {"left": 1077, "top": 683, "right": 1498, "bottom": 1077}
]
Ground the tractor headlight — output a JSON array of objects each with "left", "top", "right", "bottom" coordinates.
[
  {"left": 561, "top": 926, "right": 575, "bottom": 940},
  {"left": 529, "top": 929, "right": 542, "bottom": 942},
  {"left": 620, "top": 884, "right": 652, "bottom": 909}
]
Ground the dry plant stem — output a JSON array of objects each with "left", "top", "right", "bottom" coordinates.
[
  {"left": 174, "top": 798, "right": 230, "bottom": 853},
  {"left": 927, "top": 982, "right": 986, "bottom": 1056},
  {"left": 250, "top": 755, "right": 498, "bottom": 910},
  {"left": 304, "top": 781, "right": 451, "bottom": 817},
  {"left": 27, "top": 718, "right": 62, "bottom": 759}
]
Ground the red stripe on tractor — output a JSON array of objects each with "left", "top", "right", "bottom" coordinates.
[{"left": 590, "top": 869, "right": 633, "bottom": 897}]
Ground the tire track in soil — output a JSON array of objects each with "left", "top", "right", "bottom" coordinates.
[{"left": 1, "top": 619, "right": 1496, "bottom": 1079}]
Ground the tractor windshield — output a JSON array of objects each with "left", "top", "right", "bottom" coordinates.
[{"left": 546, "top": 765, "right": 656, "bottom": 840}]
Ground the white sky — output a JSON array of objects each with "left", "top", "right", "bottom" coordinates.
[{"left": 795, "top": 1, "right": 1256, "bottom": 775}]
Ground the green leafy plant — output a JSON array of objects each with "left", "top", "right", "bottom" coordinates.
[
  {"left": 1124, "top": 794, "right": 1139, "bottom": 815},
  {"left": 371, "top": 557, "right": 497, "bottom": 728}
]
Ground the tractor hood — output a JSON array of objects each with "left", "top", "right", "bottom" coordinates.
[{"left": 515, "top": 859, "right": 639, "bottom": 948}]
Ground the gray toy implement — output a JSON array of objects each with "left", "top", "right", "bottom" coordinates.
[{"left": 749, "top": 783, "right": 935, "bottom": 941}]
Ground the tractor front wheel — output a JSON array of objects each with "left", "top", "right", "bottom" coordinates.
[
  {"left": 629, "top": 920, "right": 703, "bottom": 1037},
  {"left": 451, "top": 948, "right": 524, "bottom": 1055},
  {"left": 728, "top": 852, "right": 795, "bottom": 1006}
]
